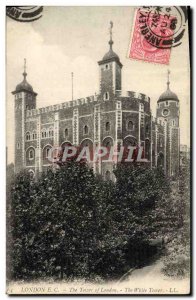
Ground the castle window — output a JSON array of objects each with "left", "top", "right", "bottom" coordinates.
[
  {"left": 140, "top": 113, "right": 144, "bottom": 127},
  {"left": 43, "top": 145, "right": 52, "bottom": 162},
  {"left": 172, "top": 120, "right": 175, "bottom": 126},
  {"left": 32, "top": 131, "right": 37, "bottom": 140},
  {"left": 165, "top": 101, "right": 169, "bottom": 106},
  {"left": 106, "top": 122, "right": 110, "bottom": 132},
  {"left": 46, "top": 147, "right": 51, "bottom": 159},
  {"left": 29, "top": 149, "right": 35, "bottom": 160},
  {"left": 160, "top": 138, "right": 163, "bottom": 147},
  {"left": 26, "top": 132, "right": 31, "bottom": 141},
  {"left": 104, "top": 92, "right": 109, "bottom": 101},
  {"left": 105, "top": 170, "right": 111, "bottom": 181},
  {"left": 17, "top": 142, "right": 20, "bottom": 149},
  {"left": 41, "top": 129, "right": 47, "bottom": 139},
  {"left": 105, "top": 64, "right": 109, "bottom": 70},
  {"left": 140, "top": 103, "right": 144, "bottom": 111},
  {"left": 49, "top": 127, "right": 54, "bottom": 137},
  {"left": 84, "top": 125, "right": 89, "bottom": 135},
  {"left": 64, "top": 128, "right": 69, "bottom": 137},
  {"left": 146, "top": 123, "right": 149, "bottom": 133},
  {"left": 105, "top": 141, "right": 111, "bottom": 148},
  {"left": 127, "top": 120, "right": 134, "bottom": 131},
  {"left": 46, "top": 148, "right": 50, "bottom": 158},
  {"left": 117, "top": 101, "right": 121, "bottom": 109}
]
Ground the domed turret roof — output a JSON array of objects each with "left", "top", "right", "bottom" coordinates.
[
  {"left": 98, "top": 21, "right": 122, "bottom": 67},
  {"left": 102, "top": 48, "right": 120, "bottom": 61},
  {"left": 15, "top": 72, "right": 34, "bottom": 93},
  {"left": 158, "top": 88, "right": 179, "bottom": 102},
  {"left": 158, "top": 71, "right": 179, "bottom": 103},
  {"left": 12, "top": 60, "right": 37, "bottom": 96}
]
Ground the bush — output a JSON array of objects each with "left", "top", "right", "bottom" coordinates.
[{"left": 8, "top": 161, "right": 183, "bottom": 281}]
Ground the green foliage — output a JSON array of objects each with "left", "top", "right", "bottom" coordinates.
[
  {"left": 8, "top": 161, "right": 189, "bottom": 281},
  {"left": 161, "top": 165, "right": 190, "bottom": 278}
]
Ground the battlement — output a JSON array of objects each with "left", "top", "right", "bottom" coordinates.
[
  {"left": 26, "top": 94, "right": 98, "bottom": 117},
  {"left": 126, "top": 91, "right": 150, "bottom": 102}
]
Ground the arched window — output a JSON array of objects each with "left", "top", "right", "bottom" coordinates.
[
  {"left": 43, "top": 145, "right": 52, "bottom": 160},
  {"left": 29, "top": 149, "right": 34, "bottom": 160},
  {"left": 84, "top": 125, "right": 89, "bottom": 135},
  {"left": 41, "top": 129, "right": 47, "bottom": 139},
  {"left": 26, "top": 132, "right": 31, "bottom": 141},
  {"left": 104, "top": 92, "right": 109, "bottom": 101},
  {"left": 127, "top": 120, "right": 134, "bottom": 131},
  {"left": 17, "top": 142, "right": 20, "bottom": 149},
  {"left": 46, "top": 148, "right": 50, "bottom": 158},
  {"left": 105, "top": 170, "right": 111, "bottom": 181},
  {"left": 105, "top": 122, "right": 110, "bottom": 132},
  {"left": 103, "top": 137, "right": 113, "bottom": 148},
  {"left": 172, "top": 120, "right": 175, "bottom": 126},
  {"left": 32, "top": 131, "right": 37, "bottom": 140},
  {"left": 123, "top": 136, "right": 137, "bottom": 147},
  {"left": 64, "top": 128, "right": 69, "bottom": 137},
  {"left": 49, "top": 127, "right": 54, "bottom": 137},
  {"left": 105, "top": 141, "right": 111, "bottom": 148}
]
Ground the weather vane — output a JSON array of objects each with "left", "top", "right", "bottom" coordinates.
[
  {"left": 24, "top": 58, "right": 26, "bottom": 73},
  {"left": 109, "top": 21, "right": 114, "bottom": 49},
  {"left": 109, "top": 21, "right": 113, "bottom": 40},
  {"left": 167, "top": 69, "right": 170, "bottom": 89}
]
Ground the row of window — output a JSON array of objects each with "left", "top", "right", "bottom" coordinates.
[
  {"left": 41, "top": 128, "right": 54, "bottom": 138},
  {"left": 158, "top": 101, "right": 179, "bottom": 108},
  {"left": 26, "top": 131, "right": 37, "bottom": 141},
  {"left": 158, "top": 119, "right": 176, "bottom": 126},
  {"left": 26, "top": 128, "right": 54, "bottom": 141},
  {"left": 27, "top": 145, "right": 52, "bottom": 161},
  {"left": 25, "top": 120, "right": 147, "bottom": 143}
]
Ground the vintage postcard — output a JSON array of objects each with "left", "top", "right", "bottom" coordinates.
[{"left": 6, "top": 6, "right": 191, "bottom": 295}]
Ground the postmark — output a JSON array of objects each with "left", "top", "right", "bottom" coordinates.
[
  {"left": 6, "top": 6, "right": 43, "bottom": 22},
  {"left": 128, "top": 6, "right": 188, "bottom": 64}
]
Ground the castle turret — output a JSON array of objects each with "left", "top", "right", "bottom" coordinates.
[
  {"left": 157, "top": 70, "right": 179, "bottom": 127},
  {"left": 12, "top": 59, "right": 37, "bottom": 173},
  {"left": 156, "top": 71, "right": 180, "bottom": 177},
  {"left": 98, "top": 21, "right": 123, "bottom": 100}
]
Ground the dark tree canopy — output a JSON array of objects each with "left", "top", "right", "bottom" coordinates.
[{"left": 7, "top": 161, "right": 189, "bottom": 281}]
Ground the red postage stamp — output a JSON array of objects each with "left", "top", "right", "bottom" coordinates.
[{"left": 128, "top": 9, "right": 176, "bottom": 64}]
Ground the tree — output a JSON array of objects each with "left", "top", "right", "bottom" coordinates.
[{"left": 9, "top": 160, "right": 187, "bottom": 281}]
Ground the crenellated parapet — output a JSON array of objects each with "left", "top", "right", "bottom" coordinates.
[
  {"left": 26, "top": 95, "right": 99, "bottom": 118},
  {"left": 126, "top": 91, "right": 150, "bottom": 102}
]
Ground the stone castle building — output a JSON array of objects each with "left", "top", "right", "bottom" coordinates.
[{"left": 12, "top": 24, "right": 180, "bottom": 180}]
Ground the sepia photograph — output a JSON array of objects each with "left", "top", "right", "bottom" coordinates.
[{"left": 6, "top": 6, "right": 190, "bottom": 295}]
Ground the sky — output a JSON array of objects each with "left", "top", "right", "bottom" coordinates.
[{"left": 6, "top": 6, "right": 190, "bottom": 164}]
